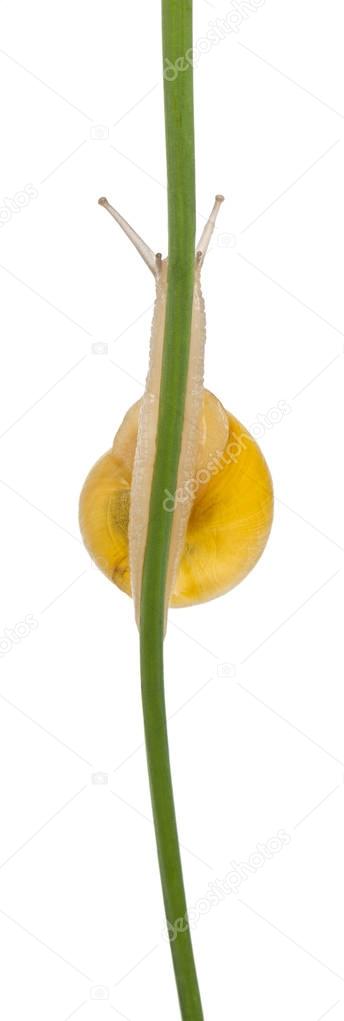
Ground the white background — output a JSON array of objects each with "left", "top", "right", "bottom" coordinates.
[{"left": 0, "top": 1, "right": 343, "bottom": 1019}]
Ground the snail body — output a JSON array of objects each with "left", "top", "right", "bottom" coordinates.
[{"left": 79, "top": 198, "right": 273, "bottom": 616}]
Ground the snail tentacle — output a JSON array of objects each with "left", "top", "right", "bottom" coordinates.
[
  {"left": 196, "top": 193, "right": 224, "bottom": 264},
  {"left": 98, "top": 196, "right": 157, "bottom": 277}
]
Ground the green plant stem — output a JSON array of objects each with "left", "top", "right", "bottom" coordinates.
[{"left": 139, "top": 2, "right": 204, "bottom": 1019}]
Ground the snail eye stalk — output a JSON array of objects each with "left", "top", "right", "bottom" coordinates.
[
  {"left": 196, "top": 193, "right": 224, "bottom": 264},
  {"left": 98, "top": 196, "right": 158, "bottom": 276}
]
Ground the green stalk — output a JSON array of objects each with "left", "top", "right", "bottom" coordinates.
[{"left": 139, "top": 2, "right": 204, "bottom": 1018}]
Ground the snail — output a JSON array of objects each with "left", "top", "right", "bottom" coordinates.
[{"left": 79, "top": 196, "right": 273, "bottom": 621}]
